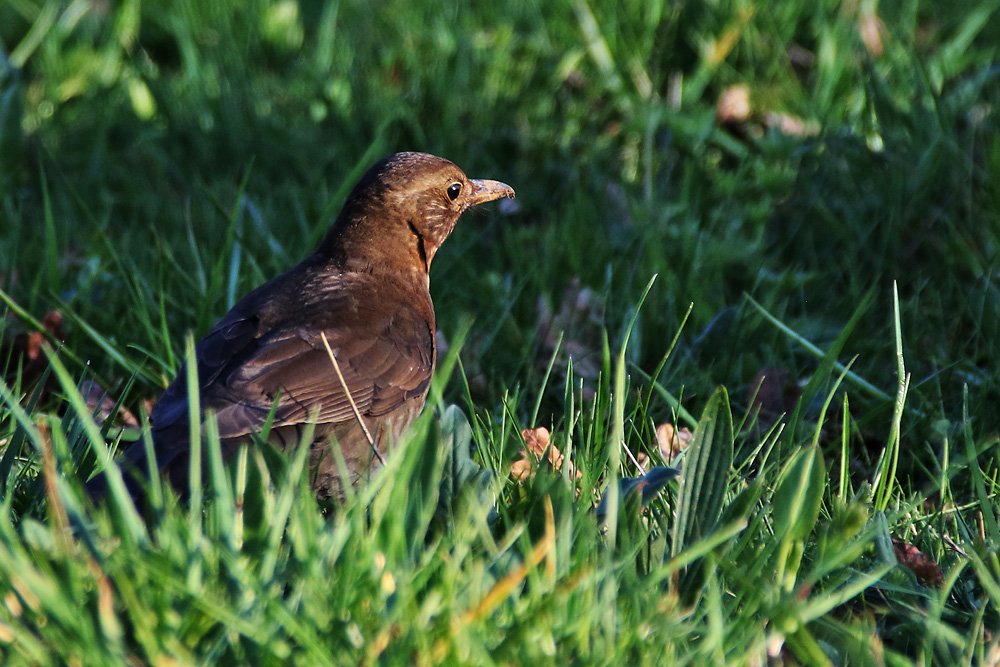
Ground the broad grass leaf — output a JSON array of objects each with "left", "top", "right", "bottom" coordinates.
[
  {"left": 438, "top": 405, "right": 493, "bottom": 517},
  {"left": 671, "top": 386, "right": 733, "bottom": 557},
  {"left": 772, "top": 445, "right": 825, "bottom": 543}
]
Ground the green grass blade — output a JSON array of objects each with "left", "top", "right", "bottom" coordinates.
[
  {"left": 745, "top": 290, "right": 891, "bottom": 408},
  {"left": 873, "top": 282, "right": 910, "bottom": 512},
  {"left": 39, "top": 346, "right": 147, "bottom": 545},
  {"left": 605, "top": 274, "right": 656, "bottom": 549}
]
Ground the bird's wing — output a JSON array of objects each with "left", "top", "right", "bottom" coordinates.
[
  {"left": 152, "top": 295, "right": 434, "bottom": 443},
  {"left": 149, "top": 310, "right": 262, "bottom": 436}
]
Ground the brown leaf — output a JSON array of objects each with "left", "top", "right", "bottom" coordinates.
[
  {"left": 1, "top": 310, "right": 65, "bottom": 394},
  {"left": 510, "top": 457, "right": 533, "bottom": 482},
  {"left": 80, "top": 379, "right": 139, "bottom": 428},
  {"left": 748, "top": 366, "right": 801, "bottom": 421},
  {"left": 41, "top": 310, "right": 64, "bottom": 339},
  {"left": 714, "top": 79, "right": 820, "bottom": 142},
  {"left": 656, "top": 423, "right": 693, "bottom": 461},
  {"left": 717, "top": 84, "right": 751, "bottom": 124},
  {"left": 892, "top": 539, "right": 944, "bottom": 588},
  {"left": 510, "top": 427, "right": 582, "bottom": 482},
  {"left": 764, "top": 112, "right": 820, "bottom": 137},
  {"left": 858, "top": 12, "right": 886, "bottom": 58},
  {"left": 523, "top": 426, "right": 551, "bottom": 458}
]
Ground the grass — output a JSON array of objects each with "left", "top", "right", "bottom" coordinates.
[{"left": 2, "top": 0, "right": 1000, "bottom": 664}]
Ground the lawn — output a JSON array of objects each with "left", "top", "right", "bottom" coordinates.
[{"left": 1, "top": 0, "right": 999, "bottom": 664}]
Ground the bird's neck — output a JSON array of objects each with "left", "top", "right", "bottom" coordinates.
[{"left": 317, "top": 213, "right": 433, "bottom": 282}]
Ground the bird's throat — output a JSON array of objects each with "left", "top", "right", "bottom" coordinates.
[{"left": 407, "top": 219, "right": 430, "bottom": 273}]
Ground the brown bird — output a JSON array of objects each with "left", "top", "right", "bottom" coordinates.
[{"left": 111, "top": 152, "right": 514, "bottom": 498}]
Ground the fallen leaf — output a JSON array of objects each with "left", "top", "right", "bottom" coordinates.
[
  {"left": 1, "top": 310, "right": 65, "bottom": 395},
  {"left": 656, "top": 422, "right": 693, "bottom": 461},
  {"left": 892, "top": 539, "right": 944, "bottom": 588},
  {"left": 858, "top": 12, "right": 886, "bottom": 58},
  {"left": 80, "top": 379, "right": 139, "bottom": 428},
  {"left": 2, "top": 311, "right": 145, "bottom": 436},
  {"left": 748, "top": 366, "right": 802, "bottom": 422},
  {"left": 717, "top": 84, "right": 751, "bottom": 124},
  {"left": 764, "top": 112, "right": 820, "bottom": 137},
  {"left": 510, "top": 457, "right": 534, "bottom": 482},
  {"left": 713, "top": 79, "right": 819, "bottom": 139},
  {"left": 523, "top": 426, "right": 550, "bottom": 456},
  {"left": 511, "top": 426, "right": 582, "bottom": 482}
]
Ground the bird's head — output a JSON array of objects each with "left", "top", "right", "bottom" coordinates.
[{"left": 321, "top": 152, "right": 515, "bottom": 273}]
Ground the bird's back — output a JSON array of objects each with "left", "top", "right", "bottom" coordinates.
[{"left": 140, "top": 258, "right": 436, "bottom": 497}]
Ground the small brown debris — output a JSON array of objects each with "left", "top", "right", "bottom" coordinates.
[
  {"left": 1, "top": 310, "right": 65, "bottom": 396},
  {"left": 635, "top": 451, "right": 649, "bottom": 469},
  {"left": 892, "top": 539, "right": 944, "bottom": 588},
  {"left": 80, "top": 379, "right": 139, "bottom": 428},
  {"left": 656, "top": 423, "right": 693, "bottom": 461},
  {"left": 764, "top": 112, "right": 820, "bottom": 137},
  {"left": 715, "top": 81, "right": 819, "bottom": 139},
  {"left": 748, "top": 367, "right": 801, "bottom": 421},
  {"left": 717, "top": 84, "right": 751, "bottom": 124},
  {"left": 858, "top": 13, "right": 886, "bottom": 58},
  {"left": 511, "top": 427, "right": 582, "bottom": 482}
]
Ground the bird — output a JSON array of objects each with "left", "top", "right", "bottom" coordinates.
[{"left": 96, "top": 152, "right": 514, "bottom": 499}]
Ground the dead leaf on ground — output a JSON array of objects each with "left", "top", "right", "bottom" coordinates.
[
  {"left": 1, "top": 310, "right": 65, "bottom": 394},
  {"left": 715, "top": 83, "right": 819, "bottom": 138},
  {"left": 2, "top": 310, "right": 143, "bottom": 434},
  {"left": 748, "top": 366, "right": 802, "bottom": 423},
  {"left": 511, "top": 426, "right": 582, "bottom": 482},
  {"left": 656, "top": 422, "right": 693, "bottom": 462},
  {"left": 80, "top": 379, "right": 139, "bottom": 428},
  {"left": 717, "top": 84, "right": 751, "bottom": 124},
  {"left": 858, "top": 12, "right": 886, "bottom": 58},
  {"left": 764, "top": 112, "right": 820, "bottom": 137},
  {"left": 892, "top": 539, "right": 944, "bottom": 588}
]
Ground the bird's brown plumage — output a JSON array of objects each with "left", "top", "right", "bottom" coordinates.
[{"left": 117, "top": 152, "right": 514, "bottom": 498}]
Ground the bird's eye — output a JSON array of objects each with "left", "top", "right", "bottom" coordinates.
[{"left": 446, "top": 183, "right": 462, "bottom": 201}]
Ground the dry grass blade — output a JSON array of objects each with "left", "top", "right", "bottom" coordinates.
[{"left": 319, "top": 331, "right": 383, "bottom": 465}]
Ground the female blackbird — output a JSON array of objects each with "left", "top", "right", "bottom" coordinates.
[{"left": 115, "top": 152, "right": 514, "bottom": 498}]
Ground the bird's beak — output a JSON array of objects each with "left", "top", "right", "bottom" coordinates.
[{"left": 467, "top": 179, "right": 516, "bottom": 207}]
